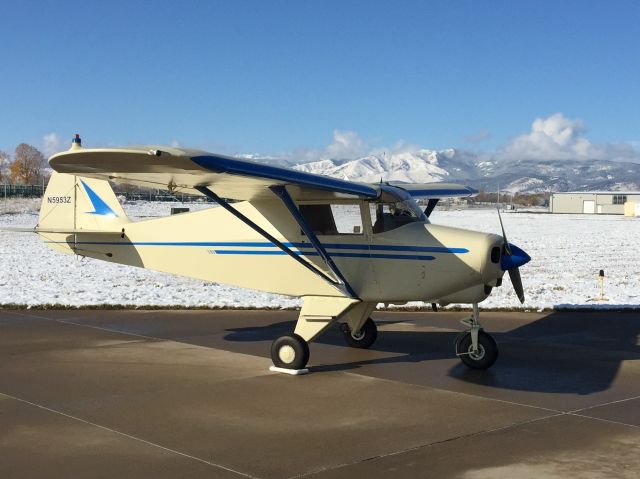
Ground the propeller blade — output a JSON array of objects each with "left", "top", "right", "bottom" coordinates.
[
  {"left": 508, "top": 267, "right": 525, "bottom": 303},
  {"left": 497, "top": 207, "right": 512, "bottom": 255},
  {"left": 497, "top": 207, "right": 528, "bottom": 303}
]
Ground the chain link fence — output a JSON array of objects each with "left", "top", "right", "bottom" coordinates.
[
  {"left": 0, "top": 183, "right": 212, "bottom": 203},
  {"left": 1, "top": 184, "right": 45, "bottom": 198}
]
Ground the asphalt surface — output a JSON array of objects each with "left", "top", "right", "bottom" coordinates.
[{"left": 1, "top": 309, "right": 639, "bottom": 478}]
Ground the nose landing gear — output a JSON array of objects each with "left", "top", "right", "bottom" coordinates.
[{"left": 455, "top": 303, "right": 498, "bottom": 369}]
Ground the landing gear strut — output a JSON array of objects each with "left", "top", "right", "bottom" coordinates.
[{"left": 455, "top": 304, "right": 498, "bottom": 369}]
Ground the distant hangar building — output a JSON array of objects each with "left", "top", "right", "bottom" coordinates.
[{"left": 550, "top": 191, "right": 640, "bottom": 214}]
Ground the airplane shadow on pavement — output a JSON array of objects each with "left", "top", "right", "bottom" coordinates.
[{"left": 223, "top": 310, "right": 640, "bottom": 396}]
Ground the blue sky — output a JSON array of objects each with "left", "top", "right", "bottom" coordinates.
[{"left": 0, "top": 0, "right": 638, "bottom": 161}]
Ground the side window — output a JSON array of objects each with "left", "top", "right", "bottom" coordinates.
[
  {"left": 369, "top": 201, "right": 422, "bottom": 234},
  {"left": 299, "top": 204, "right": 337, "bottom": 235},
  {"left": 299, "top": 203, "right": 363, "bottom": 235},
  {"left": 330, "top": 204, "right": 363, "bottom": 234}
]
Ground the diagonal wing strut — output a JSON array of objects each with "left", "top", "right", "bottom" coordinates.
[
  {"left": 269, "top": 185, "right": 357, "bottom": 298},
  {"left": 194, "top": 186, "right": 357, "bottom": 298}
]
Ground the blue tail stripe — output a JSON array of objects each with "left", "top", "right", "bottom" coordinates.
[{"left": 80, "top": 180, "right": 118, "bottom": 217}]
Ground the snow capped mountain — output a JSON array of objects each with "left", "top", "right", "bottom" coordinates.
[
  {"left": 293, "top": 149, "right": 452, "bottom": 183},
  {"left": 471, "top": 159, "right": 640, "bottom": 193},
  {"left": 287, "top": 149, "right": 640, "bottom": 193}
]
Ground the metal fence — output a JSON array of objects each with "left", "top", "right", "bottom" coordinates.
[
  {"left": 1, "top": 184, "right": 45, "bottom": 198},
  {"left": 0, "top": 183, "right": 212, "bottom": 203}
]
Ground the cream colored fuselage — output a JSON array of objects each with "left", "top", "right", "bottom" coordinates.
[{"left": 44, "top": 198, "right": 503, "bottom": 304}]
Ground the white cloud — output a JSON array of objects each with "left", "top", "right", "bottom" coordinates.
[
  {"left": 464, "top": 129, "right": 491, "bottom": 143},
  {"left": 42, "top": 133, "right": 63, "bottom": 157},
  {"left": 325, "top": 130, "right": 369, "bottom": 159},
  {"left": 291, "top": 130, "right": 432, "bottom": 164},
  {"left": 170, "top": 139, "right": 181, "bottom": 147},
  {"left": 292, "top": 130, "right": 370, "bottom": 163},
  {"left": 498, "top": 113, "right": 640, "bottom": 162}
]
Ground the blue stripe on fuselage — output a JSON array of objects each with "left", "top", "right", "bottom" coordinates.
[
  {"left": 44, "top": 240, "right": 468, "bottom": 254},
  {"left": 211, "top": 250, "right": 436, "bottom": 260}
]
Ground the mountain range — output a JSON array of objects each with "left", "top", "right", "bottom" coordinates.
[{"left": 289, "top": 149, "right": 640, "bottom": 193}]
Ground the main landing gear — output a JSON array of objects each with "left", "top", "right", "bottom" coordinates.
[
  {"left": 455, "top": 303, "right": 498, "bottom": 369},
  {"left": 340, "top": 317, "right": 378, "bottom": 349},
  {"left": 269, "top": 299, "right": 377, "bottom": 372},
  {"left": 269, "top": 318, "right": 379, "bottom": 371},
  {"left": 271, "top": 334, "right": 310, "bottom": 370}
]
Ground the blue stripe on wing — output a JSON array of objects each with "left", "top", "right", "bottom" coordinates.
[{"left": 191, "top": 155, "right": 378, "bottom": 198}]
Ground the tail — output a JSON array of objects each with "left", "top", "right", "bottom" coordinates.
[{"left": 38, "top": 172, "right": 129, "bottom": 254}]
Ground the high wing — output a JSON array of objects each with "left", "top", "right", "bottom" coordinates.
[
  {"left": 49, "top": 143, "right": 477, "bottom": 201},
  {"left": 386, "top": 182, "right": 477, "bottom": 198}
]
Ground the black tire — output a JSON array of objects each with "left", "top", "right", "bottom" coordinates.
[
  {"left": 271, "top": 334, "right": 310, "bottom": 370},
  {"left": 342, "top": 318, "right": 378, "bottom": 349},
  {"left": 456, "top": 330, "right": 498, "bottom": 370}
]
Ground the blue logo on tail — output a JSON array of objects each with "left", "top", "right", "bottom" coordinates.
[{"left": 80, "top": 180, "right": 118, "bottom": 217}]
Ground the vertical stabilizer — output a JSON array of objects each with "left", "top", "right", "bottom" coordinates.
[{"left": 39, "top": 172, "right": 129, "bottom": 233}]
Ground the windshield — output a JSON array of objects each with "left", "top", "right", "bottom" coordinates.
[{"left": 370, "top": 197, "right": 427, "bottom": 234}]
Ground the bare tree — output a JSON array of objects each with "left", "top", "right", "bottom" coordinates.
[
  {"left": 0, "top": 150, "right": 9, "bottom": 183},
  {"left": 10, "top": 143, "right": 45, "bottom": 184}
]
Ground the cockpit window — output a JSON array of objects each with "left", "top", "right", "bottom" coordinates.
[
  {"left": 299, "top": 203, "right": 364, "bottom": 235},
  {"left": 370, "top": 199, "right": 426, "bottom": 234}
]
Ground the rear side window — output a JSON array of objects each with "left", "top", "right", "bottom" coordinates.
[{"left": 299, "top": 203, "right": 363, "bottom": 235}]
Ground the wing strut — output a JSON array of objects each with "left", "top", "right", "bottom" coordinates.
[
  {"left": 424, "top": 198, "right": 439, "bottom": 217},
  {"left": 194, "top": 186, "right": 355, "bottom": 297},
  {"left": 270, "top": 185, "right": 358, "bottom": 298}
]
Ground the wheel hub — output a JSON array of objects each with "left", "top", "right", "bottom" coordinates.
[
  {"left": 351, "top": 329, "right": 365, "bottom": 341},
  {"left": 278, "top": 345, "right": 296, "bottom": 364},
  {"left": 467, "top": 344, "right": 486, "bottom": 361}
]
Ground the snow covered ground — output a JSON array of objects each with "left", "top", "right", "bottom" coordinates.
[{"left": 1, "top": 199, "right": 639, "bottom": 310}]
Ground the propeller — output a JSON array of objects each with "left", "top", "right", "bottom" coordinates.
[{"left": 497, "top": 207, "right": 529, "bottom": 303}]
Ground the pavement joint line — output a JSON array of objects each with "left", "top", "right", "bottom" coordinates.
[
  {"left": 565, "top": 412, "right": 640, "bottom": 430},
  {"left": 6, "top": 310, "right": 168, "bottom": 342},
  {"left": 6, "top": 310, "right": 276, "bottom": 379},
  {"left": 568, "top": 394, "right": 640, "bottom": 414},
  {"left": 287, "top": 412, "right": 567, "bottom": 479},
  {"left": 0, "top": 391, "right": 261, "bottom": 479},
  {"left": 289, "top": 409, "right": 640, "bottom": 479},
  {"left": 340, "top": 369, "right": 564, "bottom": 415}
]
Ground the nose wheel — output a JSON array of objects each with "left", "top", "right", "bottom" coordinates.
[
  {"left": 455, "top": 304, "right": 498, "bottom": 369},
  {"left": 455, "top": 329, "right": 498, "bottom": 369}
]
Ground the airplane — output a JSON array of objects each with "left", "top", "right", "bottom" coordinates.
[{"left": 14, "top": 135, "right": 531, "bottom": 372}]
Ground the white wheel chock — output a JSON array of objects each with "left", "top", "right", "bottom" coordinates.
[{"left": 269, "top": 366, "right": 310, "bottom": 376}]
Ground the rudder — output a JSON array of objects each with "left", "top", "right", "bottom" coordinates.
[{"left": 39, "top": 172, "right": 129, "bottom": 254}]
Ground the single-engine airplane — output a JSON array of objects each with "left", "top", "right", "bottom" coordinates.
[{"left": 16, "top": 135, "right": 531, "bottom": 371}]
